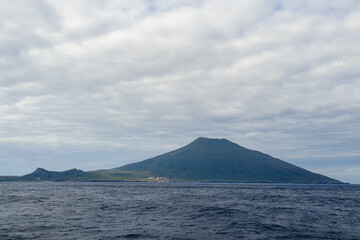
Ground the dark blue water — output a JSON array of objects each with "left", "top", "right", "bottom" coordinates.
[{"left": 0, "top": 182, "right": 359, "bottom": 240}]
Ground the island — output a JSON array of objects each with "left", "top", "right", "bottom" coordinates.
[{"left": 0, "top": 137, "right": 342, "bottom": 183}]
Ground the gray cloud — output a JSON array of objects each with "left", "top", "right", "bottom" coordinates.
[{"left": 1, "top": 0, "right": 360, "bottom": 183}]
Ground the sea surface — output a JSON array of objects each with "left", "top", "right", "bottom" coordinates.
[{"left": 0, "top": 182, "right": 359, "bottom": 240}]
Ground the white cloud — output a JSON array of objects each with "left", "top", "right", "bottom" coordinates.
[{"left": 0, "top": 0, "right": 360, "bottom": 182}]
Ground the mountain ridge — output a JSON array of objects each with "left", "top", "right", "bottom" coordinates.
[{"left": 20, "top": 167, "right": 91, "bottom": 181}]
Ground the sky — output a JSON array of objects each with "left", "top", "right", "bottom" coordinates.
[{"left": 0, "top": 0, "right": 359, "bottom": 183}]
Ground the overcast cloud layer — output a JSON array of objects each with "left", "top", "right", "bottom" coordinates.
[{"left": 1, "top": 0, "right": 359, "bottom": 183}]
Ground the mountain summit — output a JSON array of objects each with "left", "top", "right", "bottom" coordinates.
[{"left": 116, "top": 137, "right": 340, "bottom": 183}]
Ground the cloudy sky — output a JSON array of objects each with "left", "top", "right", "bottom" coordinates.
[{"left": 1, "top": 0, "right": 359, "bottom": 183}]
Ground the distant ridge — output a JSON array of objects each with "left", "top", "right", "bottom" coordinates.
[
  {"left": 115, "top": 137, "right": 341, "bottom": 183},
  {"left": 21, "top": 168, "right": 90, "bottom": 181}
]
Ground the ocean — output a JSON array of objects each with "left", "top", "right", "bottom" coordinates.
[{"left": 0, "top": 182, "right": 359, "bottom": 240}]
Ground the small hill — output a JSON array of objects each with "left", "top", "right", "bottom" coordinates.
[
  {"left": 22, "top": 168, "right": 91, "bottom": 181},
  {"left": 115, "top": 137, "right": 340, "bottom": 183}
]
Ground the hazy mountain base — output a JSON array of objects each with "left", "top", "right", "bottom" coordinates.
[
  {"left": 1, "top": 167, "right": 342, "bottom": 184},
  {"left": 0, "top": 168, "right": 168, "bottom": 182}
]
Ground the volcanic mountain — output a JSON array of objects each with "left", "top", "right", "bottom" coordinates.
[
  {"left": 3, "top": 137, "right": 341, "bottom": 183},
  {"left": 111, "top": 137, "right": 340, "bottom": 183}
]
